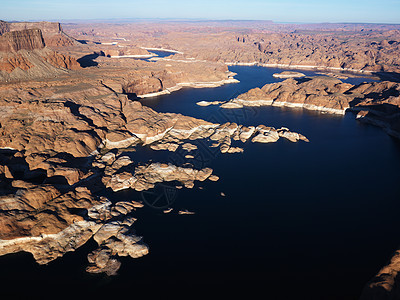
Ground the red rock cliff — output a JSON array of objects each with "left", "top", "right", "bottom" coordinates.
[
  {"left": 0, "top": 21, "right": 75, "bottom": 47},
  {"left": 8, "top": 21, "right": 61, "bottom": 34},
  {"left": 0, "top": 28, "right": 45, "bottom": 52},
  {"left": 0, "top": 21, "right": 10, "bottom": 35}
]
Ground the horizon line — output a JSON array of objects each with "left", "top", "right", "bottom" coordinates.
[{"left": 2, "top": 17, "right": 400, "bottom": 26}]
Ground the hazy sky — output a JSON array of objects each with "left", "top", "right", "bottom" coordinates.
[{"left": 1, "top": 0, "right": 400, "bottom": 23}]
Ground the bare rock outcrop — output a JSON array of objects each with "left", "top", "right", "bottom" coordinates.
[
  {"left": 0, "top": 72, "right": 308, "bottom": 275},
  {"left": 7, "top": 21, "right": 76, "bottom": 48},
  {"left": 12, "top": 21, "right": 400, "bottom": 279},
  {"left": 213, "top": 76, "right": 400, "bottom": 138},
  {"left": 121, "top": 62, "right": 237, "bottom": 97},
  {"left": 273, "top": 71, "right": 305, "bottom": 78},
  {"left": 102, "top": 158, "right": 215, "bottom": 192},
  {"left": 0, "top": 190, "right": 148, "bottom": 275},
  {"left": 0, "top": 29, "right": 45, "bottom": 52},
  {"left": 43, "top": 50, "right": 81, "bottom": 70},
  {"left": 0, "top": 23, "right": 80, "bottom": 80},
  {"left": 360, "top": 249, "right": 400, "bottom": 300},
  {"left": 222, "top": 76, "right": 354, "bottom": 114}
]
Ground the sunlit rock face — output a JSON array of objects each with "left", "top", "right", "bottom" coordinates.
[
  {"left": 4, "top": 21, "right": 76, "bottom": 48},
  {"left": 0, "top": 29, "right": 45, "bottom": 52},
  {"left": 0, "top": 71, "right": 309, "bottom": 274},
  {"left": 0, "top": 21, "right": 81, "bottom": 77},
  {"left": 4, "top": 19, "right": 400, "bottom": 280},
  {"left": 200, "top": 76, "right": 400, "bottom": 138},
  {"left": 360, "top": 249, "right": 400, "bottom": 300}
]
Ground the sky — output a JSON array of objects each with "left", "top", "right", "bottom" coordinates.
[{"left": 1, "top": 0, "right": 400, "bottom": 24}]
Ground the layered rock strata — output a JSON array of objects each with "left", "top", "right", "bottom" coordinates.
[
  {"left": 5, "top": 21, "right": 76, "bottom": 48},
  {"left": 0, "top": 29, "right": 45, "bottom": 52},
  {"left": 0, "top": 75, "right": 308, "bottom": 275},
  {"left": 204, "top": 76, "right": 400, "bottom": 138},
  {"left": 0, "top": 27, "right": 81, "bottom": 81},
  {"left": 220, "top": 76, "right": 354, "bottom": 114},
  {"left": 3, "top": 20, "right": 400, "bottom": 281}
]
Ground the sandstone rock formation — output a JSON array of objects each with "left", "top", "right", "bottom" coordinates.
[
  {"left": 64, "top": 21, "right": 400, "bottom": 74},
  {"left": 120, "top": 63, "right": 238, "bottom": 97},
  {"left": 273, "top": 71, "right": 305, "bottom": 78},
  {"left": 0, "top": 29, "right": 45, "bottom": 52},
  {"left": 212, "top": 76, "right": 400, "bottom": 138},
  {"left": 5, "top": 21, "right": 76, "bottom": 48},
  {"left": 102, "top": 160, "right": 215, "bottom": 191},
  {"left": 0, "top": 188, "right": 148, "bottom": 275},
  {"left": 0, "top": 65, "right": 308, "bottom": 275},
  {"left": 221, "top": 76, "right": 354, "bottom": 114},
  {"left": 0, "top": 25, "right": 81, "bottom": 81},
  {"left": 360, "top": 249, "right": 400, "bottom": 300},
  {"left": 1, "top": 19, "right": 399, "bottom": 282}
]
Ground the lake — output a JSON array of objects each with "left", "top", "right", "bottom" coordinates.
[{"left": 1, "top": 65, "right": 399, "bottom": 299}]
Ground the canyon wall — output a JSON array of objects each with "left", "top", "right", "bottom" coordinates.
[
  {"left": 0, "top": 20, "right": 76, "bottom": 47},
  {"left": 0, "top": 28, "right": 45, "bottom": 52}
]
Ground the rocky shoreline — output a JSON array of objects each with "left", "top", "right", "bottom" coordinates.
[
  {"left": 140, "top": 47, "right": 184, "bottom": 54},
  {"left": 273, "top": 71, "right": 306, "bottom": 78},
  {"left": 0, "top": 61, "right": 309, "bottom": 275},
  {"left": 225, "top": 61, "right": 375, "bottom": 75},
  {"left": 1, "top": 20, "right": 400, "bottom": 297},
  {"left": 199, "top": 76, "right": 400, "bottom": 139},
  {"left": 138, "top": 77, "right": 239, "bottom": 98}
]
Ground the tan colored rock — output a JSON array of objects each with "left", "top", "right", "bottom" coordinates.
[
  {"left": 149, "top": 142, "right": 179, "bottom": 152},
  {"left": 273, "top": 71, "right": 305, "bottom": 78},
  {"left": 181, "top": 142, "right": 198, "bottom": 152},
  {"left": 360, "top": 249, "right": 400, "bottom": 300},
  {"left": 103, "top": 161, "right": 214, "bottom": 192},
  {"left": 227, "top": 147, "right": 244, "bottom": 153},
  {"left": 0, "top": 29, "right": 45, "bottom": 52},
  {"left": 208, "top": 175, "right": 219, "bottom": 182},
  {"left": 178, "top": 209, "right": 195, "bottom": 215}
]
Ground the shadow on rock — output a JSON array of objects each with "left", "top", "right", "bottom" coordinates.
[{"left": 77, "top": 53, "right": 99, "bottom": 68}]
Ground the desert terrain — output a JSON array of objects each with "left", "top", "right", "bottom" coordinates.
[{"left": 0, "top": 19, "right": 399, "bottom": 298}]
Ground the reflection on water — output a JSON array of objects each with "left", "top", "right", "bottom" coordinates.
[{"left": 141, "top": 183, "right": 178, "bottom": 209}]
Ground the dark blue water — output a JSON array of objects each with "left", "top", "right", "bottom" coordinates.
[
  {"left": 124, "top": 49, "right": 175, "bottom": 61},
  {"left": 1, "top": 66, "right": 398, "bottom": 299},
  {"left": 140, "top": 65, "right": 377, "bottom": 118},
  {"left": 146, "top": 49, "right": 176, "bottom": 58}
]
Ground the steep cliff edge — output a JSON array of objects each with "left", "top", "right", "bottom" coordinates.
[
  {"left": 360, "top": 249, "right": 400, "bottom": 300},
  {"left": 0, "top": 20, "right": 10, "bottom": 35},
  {"left": 0, "top": 28, "right": 45, "bottom": 52},
  {"left": 0, "top": 77, "right": 307, "bottom": 275},
  {"left": 7, "top": 21, "right": 76, "bottom": 47},
  {"left": 206, "top": 76, "right": 400, "bottom": 139},
  {"left": 0, "top": 27, "right": 80, "bottom": 80}
]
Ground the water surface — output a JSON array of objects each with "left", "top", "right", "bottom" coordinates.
[{"left": 1, "top": 66, "right": 398, "bottom": 299}]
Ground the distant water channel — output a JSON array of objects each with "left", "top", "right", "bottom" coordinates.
[{"left": 1, "top": 66, "right": 400, "bottom": 299}]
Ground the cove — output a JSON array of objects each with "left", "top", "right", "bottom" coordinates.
[{"left": 0, "top": 66, "right": 399, "bottom": 299}]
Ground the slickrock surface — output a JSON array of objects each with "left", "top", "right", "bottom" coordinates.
[
  {"left": 360, "top": 249, "right": 400, "bottom": 300},
  {"left": 220, "top": 76, "right": 355, "bottom": 114},
  {"left": 3, "top": 21, "right": 76, "bottom": 48},
  {"left": 0, "top": 22, "right": 239, "bottom": 97},
  {"left": 64, "top": 21, "right": 400, "bottom": 75},
  {"left": 273, "top": 71, "right": 305, "bottom": 78},
  {"left": 1, "top": 20, "right": 400, "bottom": 287},
  {"left": 0, "top": 66, "right": 308, "bottom": 274},
  {"left": 102, "top": 160, "right": 215, "bottom": 191},
  {"left": 0, "top": 187, "right": 148, "bottom": 275},
  {"left": 215, "top": 76, "right": 400, "bottom": 138},
  {"left": 0, "top": 24, "right": 81, "bottom": 81},
  {"left": 0, "top": 28, "right": 45, "bottom": 52}
]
